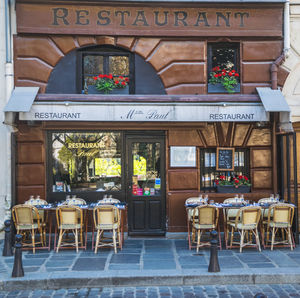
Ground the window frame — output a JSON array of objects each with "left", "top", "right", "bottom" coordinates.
[
  {"left": 200, "top": 147, "right": 250, "bottom": 191},
  {"left": 77, "top": 46, "right": 135, "bottom": 94},
  {"left": 207, "top": 42, "right": 240, "bottom": 94}
]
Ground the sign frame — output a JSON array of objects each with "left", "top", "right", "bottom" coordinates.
[
  {"left": 170, "top": 146, "right": 196, "bottom": 168},
  {"left": 216, "top": 147, "right": 235, "bottom": 171}
]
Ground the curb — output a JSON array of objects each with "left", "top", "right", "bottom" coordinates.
[{"left": 2, "top": 270, "right": 300, "bottom": 291}]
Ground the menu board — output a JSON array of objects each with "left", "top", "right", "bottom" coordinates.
[{"left": 216, "top": 147, "right": 235, "bottom": 171}]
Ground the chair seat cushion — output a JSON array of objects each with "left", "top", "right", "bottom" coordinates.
[
  {"left": 59, "top": 224, "right": 82, "bottom": 229},
  {"left": 193, "top": 224, "right": 216, "bottom": 229},
  {"left": 17, "top": 223, "right": 39, "bottom": 230},
  {"left": 229, "top": 223, "right": 257, "bottom": 230},
  {"left": 269, "top": 222, "right": 291, "bottom": 228},
  {"left": 96, "top": 223, "right": 119, "bottom": 230}
]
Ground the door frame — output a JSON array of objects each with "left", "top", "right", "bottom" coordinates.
[{"left": 125, "top": 131, "right": 166, "bottom": 236}]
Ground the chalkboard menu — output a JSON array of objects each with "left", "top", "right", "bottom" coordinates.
[{"left": 216, "top": 147, "right": 235, "bottom": 171}]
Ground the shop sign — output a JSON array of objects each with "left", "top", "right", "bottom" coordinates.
[
  {"left": 16, "top": 3, "right": 282, "bottom": 37},
  {"left": 19, "top": 103, "right": 269, "bottom": 122}
]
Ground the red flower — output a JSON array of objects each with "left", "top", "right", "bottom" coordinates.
[
  {"left": 234, "top": 179, "right": 239, "bottom": 184},
  {"left": 232, "top": 70, "right": 236, "bottom": 73},
  {"left": 234, "top": 73, "right": 239, "bottom": 77},
  {"left": 228, "top": 72, "right": 233, "bottom": 76},
  {"left": 108, "top": 74, "right": 113, "bottom": 79},
  {"left": 125, "top": 78, "right": 129, "bottom": 82},
  {"left": 119, "top": 76, "right": 124, "bottom": 79},
  {"left": 244, "top": 176, "right": 248, "bottom": 181},
  {"left": 215, "top": 180, "right": 219, "bottom": 185},
  {"left": 93, "top": 76, "right": 98, "bottom": 80},
  {"left": 115, "top": 80, "right": 119, "bottom": 84},
  {"left": 222, "top": 72, "right": 226, "bottom": 76},
  {"left": 238, "top": 175, "right": 243, "bottom": 180},
  {"left": 214, "top": 74, "right": 218, "bottom": 78},
  {"left": 121, "top": 81, "right": 126, "bottom": 86}
]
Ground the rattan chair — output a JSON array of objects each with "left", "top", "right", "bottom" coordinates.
[
  {"left": 24, "top": 197, "right": 48, "bottom": 244},
  {"left": 191, "top": 205, "right": 220, "bottom": 252},
  {"left": 223, "top": 197, "right": 245, "bottom": 244},
  {"left": 56, "top": 205, "right": 84, "bottom": 253},
  {"left": 266, "top": 203, "right": 295, "bottom": 250},
  {"left": 229, "top": 206, "right": 261, "bottom": 252},
  {"left": 12, "top": 204, "right": 44, "bottom": 253},
  {"left": 93, "top": 205, "right": 121, "bottom": 253}
]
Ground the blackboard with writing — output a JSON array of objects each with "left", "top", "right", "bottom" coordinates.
[{"left": 216, "top": 148, "right": 235, "bottom": 171}]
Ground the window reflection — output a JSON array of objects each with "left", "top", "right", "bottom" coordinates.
[{"left": 52, "top": 132, "right": 121, "bottom": 192}]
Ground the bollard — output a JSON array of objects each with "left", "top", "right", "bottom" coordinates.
[
  {"left": 3, "top": 220, "right": 13, "bottom": 256},
  {"left": 208, "top": 230, "right": 220, "bottom": 272},
  {"left": 12, "top": 234, "right": 24, "bottom": 278}
]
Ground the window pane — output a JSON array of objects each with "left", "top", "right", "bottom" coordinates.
[
  {"left": 211, "top": 46, "right": 236, "bottom": 70},
  {"left": 131, "top": 142, "right": 161, "bottom": 196},
  {"left": 109, "top": 56, "right": 129, "bottom": 76},
  {"left": 52, "top": 132, "right": 122, "bottom": 192},
  {"left": 83, "top": 55, "right": 104, "bottom": 75}
]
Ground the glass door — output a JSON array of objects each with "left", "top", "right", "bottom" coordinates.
[{"left": 126, "top": 135, "right": 165, "bottom": 235}]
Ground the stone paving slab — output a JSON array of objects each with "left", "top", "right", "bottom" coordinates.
[
  {"left": 1, "top": 284, "right": 300, "bottom": 297},
  {"left": 1, "top": 238, "right": 300, "bottom": 291}
]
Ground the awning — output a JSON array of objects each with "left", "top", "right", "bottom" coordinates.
[
  {"left": 257, "top": 87, "right": 293, "bottom": 133},
  {"left": 4, "top": 87, "right": 39, "bottom": 112}
]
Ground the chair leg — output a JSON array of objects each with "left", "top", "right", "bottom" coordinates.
[
  {"left": 287, "top": 228, "right": 293, "bottom": 251},
  {"left": 32, "top": 229, "right": 35, "bottom": 254},
  {"left": 271, "top": 227, "right": 275, "bottom": 251},
  {"left": 197, "top": 230, "right": 200, "bottom": 253},
  {"left": 255, "top": 228, "right": 261, "bottom": 252},
  {"left": 230, "top": 226, "right": 234, "bottom": 248},
  {"left": 240, "top": 229, "right": 244, "bottom": 253},
  {"left": 75, "top": 229, "right": 79, "bottom": 253},
  {"left": 56, "top": 229, "right": 64, "bottom": 253},
  {"left": 95, "top": 229, "right": 100, "bottom": 254},
  {"left": 113, "top": 229, "right": 117, "bottom": 254}
]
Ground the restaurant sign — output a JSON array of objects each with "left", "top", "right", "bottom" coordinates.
[
  {"left": 19, "top": 103, "right": 269, "bottom": 122},
  {"left": 16, "top": 3, "right": 282, "bottom": 37}
]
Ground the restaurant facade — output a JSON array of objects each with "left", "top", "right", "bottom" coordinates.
[{"left": 5, "top": 0, "right": 297, "bottom": 236}]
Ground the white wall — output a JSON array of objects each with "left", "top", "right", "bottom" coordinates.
[
  {"left": 0, "top": 0, "right": 15, "bottom": 231},
  {"left": 282, "top": 0, "right": 300, "bottom": 122}
]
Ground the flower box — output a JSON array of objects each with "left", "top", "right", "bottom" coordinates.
[
  {"left": 208, "top": 83, "right": 240, "bottom": 94},
  {"left": 88, "top": 85, "right": 129, "bottom": 95},
  {"left": 216, "top": 185, "right": 250, "bottom": 193}
]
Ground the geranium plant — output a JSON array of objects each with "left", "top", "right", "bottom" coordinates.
[
  {"left": 93, "top": 74, "right": 129, "bottom": 94},
  {"left": 215, "top": 175, "right": 251, "bottom": 188},
  {"left": 208, "top": 66, "right": 240, "bottom": 93}
]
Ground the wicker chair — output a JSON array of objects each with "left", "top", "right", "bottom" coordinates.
[
  {"left": 223, "top": 197, "right": 245, "bottom": 245},
  {"left": 266, "top": 203, "right": 295, "bottom": 250},
  {"left": 24, "top": 197, "right": 48, "bottom": 244},
  {"left": 93, "top": 205, "right": 121, "bottom": 253},
  {"left": 12, "top": 204, "right": 44, "bottom": 253},
  {"left": 56, "top": 205, "right": 84, "bottom": 253},
  {"left": 191, "top": 205, "right": 220, "bottom": 252},
  {"left": 229, "top": 206, "right": 261, "bottom": 252}
]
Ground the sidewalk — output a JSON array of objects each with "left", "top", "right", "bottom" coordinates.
[{"left": 1, "top": 237, "right": 300, "bottom": 291}]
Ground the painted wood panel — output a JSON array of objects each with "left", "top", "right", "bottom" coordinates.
[
  {"left": 18, "top": 143, "right": 44, "bottom": 164},
  {"left": 169, "top": 130, "right": 203, "bottom": 146},
  {"left": 168, "top": 170, "right": 198, "bottom": 191},
  {"left": 252, "top": 148, "right": 272, "bottom": 168},
  {"left": 17, "top": 164, "right": 45, "bottom": 186},
  {"left": 242, "top": 41, "right": 283, "bottom": 61},
  {"left": 252, "top": 169, "right": 272, "bottom": 189}
]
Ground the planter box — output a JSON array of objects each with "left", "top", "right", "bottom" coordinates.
[
  {"left": 216, "top": 185, "right": 250, "bottom": 193},
  {"left": 208, "top": 83, "right": 240, "bottom": 94},
  {"left": 88, "top": 85, "right": 129, "bottom": 95}
]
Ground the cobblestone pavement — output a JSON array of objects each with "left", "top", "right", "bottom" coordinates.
[{"left": 1, "top": 284, "right": 300, "bottom": 297}]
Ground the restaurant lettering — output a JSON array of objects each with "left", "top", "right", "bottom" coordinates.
[
  {"left": 209, "top": 113, "right": 255, "bottom": 120},
  {"left": 68, "top": 143, "right": 101, "bottom": 149},
  {"left": 34, "top": 112, "right": 81, "bottom": 119},
  {"left": 52, "top": 8, "right": 250, "bottom": 28}
]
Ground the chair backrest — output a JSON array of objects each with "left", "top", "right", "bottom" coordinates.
[
  {"left": 56, "top": 206, "right": 82, "bottom": 226},
  {"left": 192, "top": 205, "right": 219, "bottom": 226},
  {"left": 237, "top": 206, "right": 261, "bottom": 226},
  {"left": 12, "top": 204, "right": 39, "bottom": 226},
  {"left": 269, "top": 203, "right": 294, "bottom": 225},
  {"left": 93, "top": 205, "right": 119, "bottom": 227}
]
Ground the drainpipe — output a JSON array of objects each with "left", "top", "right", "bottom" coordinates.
[{"left": 271, "top": 0, "right": 290, "bottom": 90}]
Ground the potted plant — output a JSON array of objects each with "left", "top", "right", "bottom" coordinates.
[
  {"left": 208, "top": 66, "right": 240, "bottom": 93},
  {"left": 215, "top": 174, "right": 251, "bottom": 193},
  {"left": 88, "top": 74, "right": 129, "bottom": 94}
]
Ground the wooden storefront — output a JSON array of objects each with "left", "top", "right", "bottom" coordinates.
[{"left": 10, "top": 0, "right": 294, "bottom": 234}]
